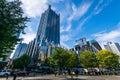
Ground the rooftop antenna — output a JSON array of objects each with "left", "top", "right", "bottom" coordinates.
[{"left": 48, "top": 5, "right": 51, "bottom": 9}]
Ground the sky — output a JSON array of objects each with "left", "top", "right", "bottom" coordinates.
[{"left": 19, "top": 0, "right": 120, "bottom": 49}]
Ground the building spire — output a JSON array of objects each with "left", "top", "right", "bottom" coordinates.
[{"left": 48, "top": 5, "right": 51, "bottom": 9}]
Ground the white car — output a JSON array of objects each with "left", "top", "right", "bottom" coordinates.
[{"left": 0, "top": 70, "right": 11, "bottom": 76}]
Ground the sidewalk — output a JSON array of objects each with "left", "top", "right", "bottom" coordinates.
[{"left": 1, "top": 74, "right": 120, "bottom": 80}]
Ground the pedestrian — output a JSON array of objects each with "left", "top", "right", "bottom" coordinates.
[
  {"left": 68, "top": 69, "right": 71, "bottom": 75},
  {"left": 13, "top": 73, "right": 17, "bottom": 80},
  {"left": 54, "top": 70, "right": 57, "bottom": 77},
  {"left": 75, "top": 70, "right": 79, "bottom": 77},
  {"left": 6, "top": 74, "right": 9, "bottom": 80}
]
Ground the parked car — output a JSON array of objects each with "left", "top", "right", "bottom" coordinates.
[
  {"left": 61, "top": 70, "right": 68, "bottom": 74},
  {"left": 72, "top": 68, "right": 85, "bottom": 75},
  {"left": 87, "top": 68, "right": 97, "bottom": 75},
  {"left": 14, "top": 70, "right": 29, "bottom": 76},
  {"left": 0, "top": 70, "right": 11, "bottom": 76}
]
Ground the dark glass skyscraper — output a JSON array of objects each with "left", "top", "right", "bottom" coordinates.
[
  {"left": 32, "top": 5, "right": 60, "bottom": 59},
  {"left": 36, "top": 5, "right": 60, "bottom": 46}
]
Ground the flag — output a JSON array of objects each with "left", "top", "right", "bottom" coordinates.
[
  {"left": 7, "top": 59, "right": 13, "bottom": 66},
  {"left": 37, "top": 63, "right": 41, "bottom": 66}
]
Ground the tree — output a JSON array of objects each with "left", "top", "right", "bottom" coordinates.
[
  {"left": 0, "top": 0, "right": 29, "bottom": 56},
  {"left": 66, "top": 50, "right": 78, "bottom": 68},
  {"left": 13, "top": 54, "right": 31, "bottom": 69},
  {"left": 80, "top": 50, "right": 97, "bottom": 68},
  {"left": 96, "top": 50, "right": 119, "bottom": 69},
  {"left": 48, "top": 47, "right": 77, "bottom": 69}
]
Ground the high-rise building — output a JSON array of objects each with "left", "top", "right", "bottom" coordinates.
[
  {"left": 32, "top": 5, "right": 60, "bottom": 60},
  {"left": 71, "top": 38, "right": 102, "bottom": 55},
  {"left": 25, "top": 39, "right": 36, "bottom": 57},
  {"left": 90, "top": 40, "right": 102, "bottom": 51},
  {"left": 104, "top": 42, "right": 120, "bottom": 56},
  {"left": 13, "top": 43, "right": 27, "bottom": 59}
]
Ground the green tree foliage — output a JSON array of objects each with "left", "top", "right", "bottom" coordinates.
[
  {"left": 80, "top": 50, "right": 97, "bottom": 68},
  {"left": 48, "top": 47, "right": 77, "bottom": 69},
  {"left": 96, "top": 50, "right": 119, "bottom": 69},
  {"left": 13, "top": 54, "right": 31, "bottom": 69},
  {"left": 0, "top": 0, "right": 29, "bottom": 56}
]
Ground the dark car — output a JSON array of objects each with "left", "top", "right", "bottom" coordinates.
[
  {"left": 14, "top": 70, "right": 29, "bottom": 76},
  {"left": 87, "top": 68, "right": 97, "bottom": 75}
]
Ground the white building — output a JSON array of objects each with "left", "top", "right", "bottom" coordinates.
[{"left": 104, "top": 42, "right": 120, "bottom": 56}]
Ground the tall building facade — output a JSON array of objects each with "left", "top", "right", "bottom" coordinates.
[
  {"left": 13, "top": 43, "right": 27, "bottom": 59},
  {"left": 71, "top": 38, "right": 102, "bottom": 55},
  {"left": 25, "top": 39, "right": 36, "bottom": 57},
  {"left": 32, "top": 5, "right": 60, "bottom": 60},
  {"left": 104, "top": 42, "right": 120, "bottom": 56}
]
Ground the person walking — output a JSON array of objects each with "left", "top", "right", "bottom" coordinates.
[
  {"left": 13, "top": 73, "right": 17, "bottom": 80},
  {"left": 6, "top": 74, "right": 9, "bottom": 80}
]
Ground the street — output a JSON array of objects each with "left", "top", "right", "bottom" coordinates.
[{"left": 0, "top": 74, "right": 120, "bottom": 80}]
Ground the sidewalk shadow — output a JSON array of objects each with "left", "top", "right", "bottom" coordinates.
[
  {"left": 22, "top": 79, "right": 52, "bottom": 80},
  {"left": 66, "top": 78, "right": 86, "bottom": 80}
]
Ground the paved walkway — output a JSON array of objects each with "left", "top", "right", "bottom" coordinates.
[{"left": 1, "top": 74, "right": 120, "bottom": 80}]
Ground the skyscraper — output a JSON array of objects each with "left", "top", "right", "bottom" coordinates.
[
  {"left": 72, "top": 38, "right": 102, "bottom": 55},
  {"left": 13, "top": 43, "right": 27, "bottom": 59},
  {"left": 32, "top": 5, "right": 60, "bottom": 60},
  {"left": 104, "top": 42, "right": 120, "bottom": 56},
  {"left": 25, "top": 38, "right": 36, "bottom": 57}
]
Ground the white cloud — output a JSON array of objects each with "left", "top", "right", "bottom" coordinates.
[
  {"left": 61, "top": 34, "right": 71, "bottom": 42},
  {"left": 21, "top": 0, "right": 48, "bottom": 18},
  {"left": 76, "top": 15, "right": 91, "bottom": 31},
  {"left": 60, "top": 3, "right": 72, "bottom": 23},
  {"left": 60, "top": 1, "right": 92, "bottom": 34},
  {"left": 94, "top": 0, "right": 112, "bottom": 15},
  {"left": 60, "top": 22, "right": 71, "bottom": 33},
  {"left": 60, "top": 1, "right": 92, "bottom": 48},
  {"left": 94, "top": 31, "right": 120, "bottom": 42},
  {"left": 60, "top": 26, "right": 65, "bottom": 33},
  {"left": 48, "top": 0, "right": 64, "bottom": 3},
  {"left": 20, "top": 26, "right": 36, "bottom": 44},
  {"left": 73, "top": 0, "right": 112, "bottom": 36},
  {"left": 92, "top": 22, "right": 120, "bottom": 46},
  {"left": 68, "top": 2, "right": 92, "bottom": 21},
  {"left": 59, "top": 34, "right": 72, "bottom": 49},
  {"left": 60, "top": 41, "right": 70, "bottom": 49}
]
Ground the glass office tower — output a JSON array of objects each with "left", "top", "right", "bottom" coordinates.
[
  {"left": 32, "top": 5, "right": 60, "bottom": 59},
  {"left": 36, "top": 5, "right": 60, "bottom": 46},
  {"left": 13, "top": 43, "right": 27, "bottom": 59}
]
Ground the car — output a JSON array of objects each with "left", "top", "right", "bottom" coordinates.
[
  {"left": 14, "top": 70, "right": 29, "bottom": 76},
  {"left": 62, "top": 70, "right": 68, "bottom": 73},
  {"left": 0, "top": 70, "right": 11, "bottom": 76},
  {"left": 72, "top": 68, "right": 85, "bottom": 75},
  {"left": 87, "top": 68, "right": 97, "bottom": 75}
]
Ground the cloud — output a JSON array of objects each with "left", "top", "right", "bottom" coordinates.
[
  {"left": 92, "top": 22, "right": 120, "bottom": 45},
  {"left": 20, "top": 26, "right": 36, "bottom": 44},
  {"left": 73, "top": 0, "right": 112, "bottom": 36},
  {"left": 68, "top": 1, "right": 92, "bottom": 21},
  {"left": 48, "top": 0, "right": 64, "bottom": 3},
  {"left": 21, "top": 0, "right": 48, "bottom": 18},
  {"left": 60, "top": 1, "right": 92, "bottom": 48},
  {"left": 94, "top": 0, "right": 112, "bottom": 14},
  {"left": 61, "top": 1, "right": 92, "bottom": 33},
  {"left": 94, "top": 31, "right": 120, "bottom": 42},
  {"left": 76, "top": 15, "right": 92, "bottom": 32},
  {"left": 60, "top": 34, "right": 72, "bottom": 49},
  {"left": 61, "top": 34, "right": 71, "bottom": 42},
  {"left": 60, "top": 22, "right": 71, "bottom": 33},
  {"left": 60, "top": 41, "right": 70, "bottom": 49}
]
